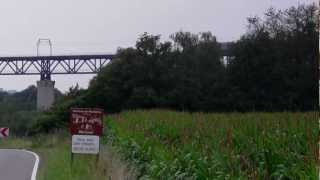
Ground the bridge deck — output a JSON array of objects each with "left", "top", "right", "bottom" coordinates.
[
  {"left": 0, "top": 42, "right": 234, "bottom": 80},
  {"left": 0, "top": 54, "right": 114, "bottom": 79},
  {"left": 0, "top": 54, "right": 114, "bottom": 61}
]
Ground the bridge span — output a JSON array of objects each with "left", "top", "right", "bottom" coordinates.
[
  {"left": 0, "top": 42, "right": 234, "bottom": 111},
  {"left": 0, "top": 54, "right": 114, "bottom": 110}
]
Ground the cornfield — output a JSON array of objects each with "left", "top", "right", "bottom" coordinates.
[{"left": 105, "top": 110, "right": 318, "bottom": 179}]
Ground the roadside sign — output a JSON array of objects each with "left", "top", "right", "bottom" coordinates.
[
  {"left": 0, "top": 128, "right": 9, "bottom": 138},
  {"left": 72, "top": 135, "right": 100, "bottom": 154},
  {"left": 70, "top": 108, "right": 103, "bottom": 136},
  {"left": 70, "top": 108, "right": 104, "bottom": 156}
]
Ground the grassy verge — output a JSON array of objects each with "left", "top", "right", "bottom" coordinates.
[
  {"left": 0, "top": 133, "right": 108, "bottom": 180},
  {"left": 106, "top": 110, "right": 318, "bottom": 179}
]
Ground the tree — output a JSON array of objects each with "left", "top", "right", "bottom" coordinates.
[{"left": 227, "top": 3, "right": 318, "bottom": 111}]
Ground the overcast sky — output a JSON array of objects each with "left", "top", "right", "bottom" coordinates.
[{"left": 0, "top": 0, "right": 316, "bottom": 92}]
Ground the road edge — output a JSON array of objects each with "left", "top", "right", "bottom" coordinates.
[
  {"left": 23, "top": 149, "right": 40, "bottom": 180},
  {"left": 0, "top": 149, "right": 40, "bottom": 180}
]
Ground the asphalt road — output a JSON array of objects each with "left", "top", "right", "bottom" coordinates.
[{"left": 0, "top": 149, "right": 39, "bottom": 180}]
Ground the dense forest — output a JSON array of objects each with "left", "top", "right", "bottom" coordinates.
[{"left": 64, "top": 4, "right": 317, "bottom": 113}]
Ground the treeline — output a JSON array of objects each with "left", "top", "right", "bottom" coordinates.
[
  {"left": 0, "top": 86, "right": 37, "bottom": 111},
  {"left": 38, "top": 4, "right": 318, "bottom": 133},
  {"left": 0, "top": 86, "right": 37, "bottom": 136},
  {"left": 82, "top": 4, "right": 318, "bottom": 112},
  {"left": 0, "top": 86, "right": 62, "bottom": 136}
]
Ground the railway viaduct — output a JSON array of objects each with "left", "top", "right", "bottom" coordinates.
[{"left": 0, "top": 42, "right": 234, "bottom": 110}]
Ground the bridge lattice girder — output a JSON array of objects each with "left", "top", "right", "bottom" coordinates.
[
  {"left": 0, "top": 42, "right": 234, "bottom": 80},
  {"left": 0, "top": 54, "right": 114, "bottom": 80}
]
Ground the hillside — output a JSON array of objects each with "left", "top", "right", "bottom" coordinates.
[{"left": 0, "top": 86, "right": 62, "bottom": 136}]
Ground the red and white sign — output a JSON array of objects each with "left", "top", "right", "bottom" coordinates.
[
  {"left": 0, "top": 128, "right": 9, "bottom": 138},
  {"left": 70, "top": 108, "right": 104, "bottom": 136},
  {"left": 70, "top": 108, "right": 103, "bottom": 155}
]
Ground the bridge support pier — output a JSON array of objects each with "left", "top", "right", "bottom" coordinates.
[{"left": 37, "top": 80, "right": 55, "bottom": 111}]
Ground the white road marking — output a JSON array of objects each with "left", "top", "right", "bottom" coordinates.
[
  {"left": 23, "top": 149, "right": 40, "bottom": 180},
  {"left": 0, "top": 149, "right": 40, "bottom": 180}
]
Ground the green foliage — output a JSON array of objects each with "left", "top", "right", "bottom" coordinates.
[
  {"left": 0, "top": 86, "right": 38, "bottom": 136},
  {"left": 28, "top": 84, "right": 87, "bottom": 134},
  {"left": 86, "top": 31, "right": 225, "bottom": 112},
  {"left": 105, "top": 110, "right": 318, "bottom": 179},
  {"left": 0, "top": 85, "right": 63, "bottom": 136},
  {"left": 80, "top": 4, "right": 317, "bottom": 113},
  {"left": 228, "top": 4, "right": 318, "bottom": 111}
]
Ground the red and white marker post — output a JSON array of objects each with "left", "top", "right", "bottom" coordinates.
[{"left": 0, "top": 128, "right": 9, "bottom": 138}]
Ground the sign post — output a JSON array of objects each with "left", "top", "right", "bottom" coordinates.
[{"left": 70, "top": 108, "right": 104, "bottom": 166}]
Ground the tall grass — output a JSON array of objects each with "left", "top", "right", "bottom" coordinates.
[{"left": 106, "top": 110, "right": 318, "bottom": 179}]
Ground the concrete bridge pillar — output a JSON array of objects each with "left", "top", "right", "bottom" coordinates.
[{"left": 37, "top": 80, "right": 55, "bottom": 111}]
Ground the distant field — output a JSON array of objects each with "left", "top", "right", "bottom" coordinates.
[{"left": 106, "top": 110, "right": 318, "bottom": 179}]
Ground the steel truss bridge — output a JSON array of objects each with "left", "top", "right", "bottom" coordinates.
[
  {"left": 0, "top": 54, "right": 114, "bottom": 80},
  {"left": 0, "top": 42, "right": 234, "bottom": 81}
]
